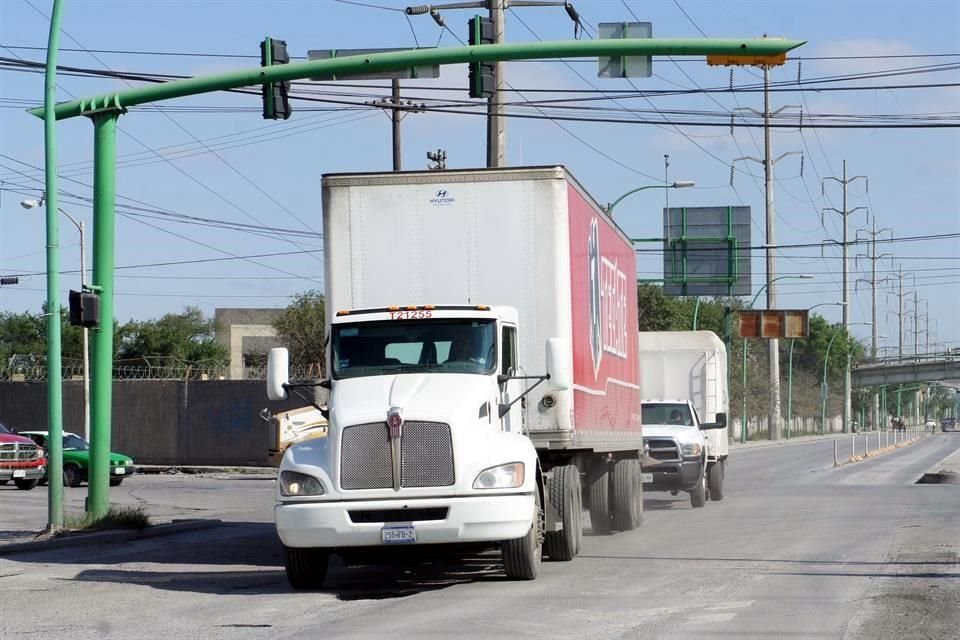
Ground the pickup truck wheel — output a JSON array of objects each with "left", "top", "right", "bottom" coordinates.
[
  {"left": 63, "top": 464, "right": 83, "bottom": 488},
  {"left": 708, "top": 460, "right": 724, "bottom": 501},
  {"left": 544, "top": 465, "right": 580, "bottom": 561},
  {"left": 283, "top": 546, "right": 330, "bottom": 590},
  {"left": 14, "top": 478, "right": 39, "bottom": 491},
  {"left": 612, "top": 459, "right": 642, "bottom": 531},
  {"left": 690, "top": 462, "right": 707, "bottom": 508},
  {"left": 587, "top": 463, "right": 612, "bottom": 535},
  {"left": 503, "top": 489, "right": 543, "bottom": 579}
]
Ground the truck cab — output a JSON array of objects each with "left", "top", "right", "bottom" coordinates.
[
  {"left": 267, "top": 304, "right": 568, "bottom": 588},
  {"left": 640, "top": 400, "right": 724, "bottom": 508}
]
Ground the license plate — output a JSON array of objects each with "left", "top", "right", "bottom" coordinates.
[
  {"left": 114, "top": 467, "right": 126, "bottom": 475},
  {"left": 640, "top": 473, "right": 653, "bottom": 483},
  {"left": 381, "top": 524, "right": 416, "bottom": 544},
  {"left": 13, "top": 470, "right": 26, "bottom": 478}
]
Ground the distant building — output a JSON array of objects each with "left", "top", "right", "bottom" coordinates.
[{"left": 215, "top": 308, "right": 284, "bottom": 380}]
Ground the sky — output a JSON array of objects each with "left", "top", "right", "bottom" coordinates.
[{"left": 0, "top": 0, "right": 958, "bottom": 356}]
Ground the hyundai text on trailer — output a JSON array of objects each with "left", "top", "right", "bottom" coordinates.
[{"left": 266, "top": 166, "right": 645, "bottom": 588}]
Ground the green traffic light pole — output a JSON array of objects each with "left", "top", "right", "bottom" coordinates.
[
  {"left": 740, "top": 274, "right": 813, "bottom": 443},
  {"left": 786, "top": 301, "right": 845, "bottom": 438},
  {"left": 30, "top": 35, "right": 803, "bottom": 518},
  {"left": 42, "top": 0, "right": 65, "bottom": 531}
]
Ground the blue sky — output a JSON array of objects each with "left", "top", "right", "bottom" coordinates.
[{"left": 1, "top": 0, "right": 958, "bottom": 355}]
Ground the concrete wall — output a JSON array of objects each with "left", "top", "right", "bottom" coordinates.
[{"left": 0, "top": 380, "right": 304, "bottom": 466}]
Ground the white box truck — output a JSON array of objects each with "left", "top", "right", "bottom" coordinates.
[
  {"left": 266, "top": 166, "right": 645, "bottom": 588},
  {"left": 638, "top": 331, "right": 729, "bottom": 504}
]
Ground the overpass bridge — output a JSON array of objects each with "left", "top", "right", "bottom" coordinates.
[{"left": 852, "top": 354, "right": 960, "bottom": 387}]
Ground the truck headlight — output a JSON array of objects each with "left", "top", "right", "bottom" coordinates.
[
  {"left": 681, "top": 442, "right": 702, "bottom": 458},
  {"left": 279, "top": 470, "right": 324, "bottom": 496},
  {"left": 473, "top": 462, "right": 525, "bottom": 489}
]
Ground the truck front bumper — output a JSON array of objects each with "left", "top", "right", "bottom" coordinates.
[
  {"left": 0, "top": 464, "right": 46, "bottom": 480},
  {"left": 276, "top": 493, "right": 535, "bottom": 548},
  {"left": 643, "top": 458, "right": 702, "bottom": 492}
]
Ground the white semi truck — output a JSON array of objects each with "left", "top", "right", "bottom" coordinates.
[
  {"left": 266, "top": 166, "right": 645, "bottom": 588},
  {"left": 638, "top": 331, "right": 729, "bottom": 505}
]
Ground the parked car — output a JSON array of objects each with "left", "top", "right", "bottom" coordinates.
[
  {"left": 0, "top": 422, "right": 47, "bottom": 490},
  {"left": 18, "top": 431, "right": 135, "bottom": 487},
  {"left": 942, "top": 417, "right": 957, "bottom": 432}
]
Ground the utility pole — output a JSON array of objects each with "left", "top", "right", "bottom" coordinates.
[
  {"left": 368, "top": 80, "right": 426, "bottom": 171},
  {"left": 856, "top": 217, "right": 892, "bottom": 430},
  {"left": 406, "top": 1, "right": 583, "bottom": 167},
  {"left": 731, "top": 70, "right": 801, "bottom": 441},
  {"left": 822, "top": 160, "right": 868, "bottom": 433}
]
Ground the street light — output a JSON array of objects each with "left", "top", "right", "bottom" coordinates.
[
  {"left": 21, "top": 198, "right": 90, "bottom": 443},
  {"left": 786, "top": 301, "right": 846, "bottom": 438},
  {"left": 821, "top": 321, "right": 872, "bottom": 435},
  {"left": 740, "top": 274, "right": 814, "bottom": 443},
  {"left": 604, "top": 180, "right": 695, "bottom": 215}
]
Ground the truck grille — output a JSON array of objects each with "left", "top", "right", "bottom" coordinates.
[
  {"left": 645, "top": 438, "right": 681, "bottom": 462},
  {"left": 340, "top": 421, "right": 455, "bottom": 490},
  {"left": 0, "top": 442, "right": 40, "bottom": 461}
]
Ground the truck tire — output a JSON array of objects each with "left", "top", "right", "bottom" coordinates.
[
  {"left": 544, "top": 465, "right": 581, "bottom": 561},
  {"left": 612, "top": 459, "right": 643, "bottom": 531},
  {"left": 14, "top": 478, "right": 39, "bottom": 491},
  {"left": 284, "top": 545, "right": 330, "bottom": 590},
  {"left": 587, "top": 463, "right": 612, "bottom": 535},
  {"left": 503, "top": 489, "right": 543, "bottom": 579},
  {"left": 690, "top": 462, "right": 707, "bottom": 508},
  {"left": 708, "top": 460, "right": 724, "bottom": 501}
]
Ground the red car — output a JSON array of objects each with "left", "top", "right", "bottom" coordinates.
[{"left": 0, "top": 422, "right": 47, "bottom": 490}]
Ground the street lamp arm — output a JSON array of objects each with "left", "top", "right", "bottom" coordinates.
[{"left": 605, "top": 181, "right": 694, "bottom": 214}]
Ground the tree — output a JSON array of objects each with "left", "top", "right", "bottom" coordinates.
[
  {"left": 273, "top": 290, "right": 326, "bottom": 376},
  {"left": 118, "top": 306, "right": 226, "bottom": 362}
]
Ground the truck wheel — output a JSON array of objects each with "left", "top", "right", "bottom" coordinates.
[
  {"left": 612, "top": 459, "right": 643, "bottom": 531},
  {"left": 588, "top": 463, "right": 612, "bottom": 535},
  {"left": 14, "top": 478, "right": 39, "bottom": 491},
  {"left": 708, "top": 460, "right": 724, "bottom": 501},
  {"left": 63, "top": 464, "right": 83, "bottom": 488},
  {"left": 544, "top": 465, "right": 581, "bottom": 561},
  {"left": 284, "top": 545, "right": 330, "bottom": 590},
  {"left": 690, "top": 462, "right": 707, "bottom": 508},
  {"left": 503, "top": 488, "right": 543, "bottom": 579}
]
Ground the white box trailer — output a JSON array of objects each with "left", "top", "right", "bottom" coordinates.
[
  {"left": 638, "top": 331, "right": 729, "bottom": 496},
  {"left": 267, "top": 166, "right": 644, "bottom": 588}
]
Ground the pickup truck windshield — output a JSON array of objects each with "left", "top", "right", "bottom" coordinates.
[
  {"left": 642, "top": 403, "right": 696, "bottom": 427},
  {"left": 332, "top": 319, "right": 496, "bottom": 379}
]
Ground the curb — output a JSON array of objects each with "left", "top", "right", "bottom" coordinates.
[
  {"left": 0, "top": 518, "right": 224, "bottom": 557},
  {"left": 136, "top": 465, "right": 275, "bottom": 476}
]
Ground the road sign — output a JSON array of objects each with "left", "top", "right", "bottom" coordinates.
[
  {"left": 662, "top": 205, "right": 751, "bottom": 297},
  {"left": 598, "top": 22, "right": 652, "bottom": 78},
  {"left": 307, "top": 48, "right": 440, "bottom": 81},
  {"left": 738, "top": 309, "right": 810, "bottom": 339}
]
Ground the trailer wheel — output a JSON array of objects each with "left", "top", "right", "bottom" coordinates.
[
  {"left": 708, "top": 460, "right": 725, "bottom": 501},
  {"left": 690, "top": 462, "right": 707, "bottom": 508},
  {"left": 503, "top": 488, "right": 543, "bottom": 579},
  {"left": 588, "top": 462, "right": 612, "bottom": 535},
  {"left": 544, "top": 464, "right": 581, "bottom": 561},
  {"left": 612, "top": 459, "right": 643, "bottom": 531},
  {"left": 284, "top": 546, "right": 330, "bottom": 590}
]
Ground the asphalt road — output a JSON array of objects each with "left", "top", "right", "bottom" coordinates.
[{"left": 1, "top": 433, "right": 958, "bottom": 640}]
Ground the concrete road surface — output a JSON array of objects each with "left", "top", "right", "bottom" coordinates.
[{"left": 1, "top": 433, "right": 958, "bottom": 639}]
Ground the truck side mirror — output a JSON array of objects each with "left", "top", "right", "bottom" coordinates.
[
  {"left": 267, "top": 348, "right": 290, "bottom": 401},
  {"left": 545, "top": 337, "right": 571, "bottom": 391},
  {"left": 700, "top": 412, "right": 727, "bottom": 430}
]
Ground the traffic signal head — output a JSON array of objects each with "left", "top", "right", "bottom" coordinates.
[
  {"left": 467, "top": 16, "right": 495, "bottom": 99},
  {"left": 69, "top": 289, "right": 100, "bottom": 328},
  {"left": 260, "top": 37, "right": 292, "bottom": 120}
]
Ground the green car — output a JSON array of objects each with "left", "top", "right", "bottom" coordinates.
[{"left": 19, "top": 431, "right": 136, "bottom": 487}]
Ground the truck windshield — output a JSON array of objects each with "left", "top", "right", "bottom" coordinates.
[
  {"left": 332, "top": 319, "right": 496, "bottom": 379},
  {"left": 642, "top": 403, "right": 695, "bottom": 427}
]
